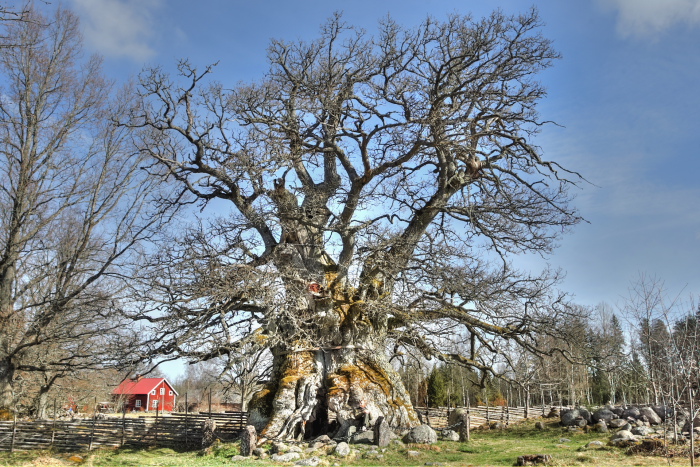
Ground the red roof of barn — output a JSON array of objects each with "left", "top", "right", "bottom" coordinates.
[{"left": 112, "top": 377, "right": 179, "bottom": 396}]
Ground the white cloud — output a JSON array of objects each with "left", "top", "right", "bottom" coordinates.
[
  {"left": 69, "top": 0, "right": 163, "bottom": 61},
  {"left": 600, "top": 0, "right": 700, "bottom": 38}
]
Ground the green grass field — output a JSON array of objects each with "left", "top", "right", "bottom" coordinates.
[{"left": 0, "top": 420, "right": 692, "bottom": 466}]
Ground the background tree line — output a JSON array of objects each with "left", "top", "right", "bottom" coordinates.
[{"left": 406, "top": 275, "right": 699, "bottom": 410}]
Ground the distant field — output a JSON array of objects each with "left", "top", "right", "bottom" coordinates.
[{"left": 0, "top": 419, "right": 690, "bottom": 466}]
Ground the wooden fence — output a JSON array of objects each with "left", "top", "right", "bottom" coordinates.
[
  {"left": 0, "top": 411, "right": 247, "bottom": 452},
  {"left": 1, "top": 406, "right": 556, "bottom": 452},
  {"left": 414, "top": 405, "right": 558, "bottom": 430}
]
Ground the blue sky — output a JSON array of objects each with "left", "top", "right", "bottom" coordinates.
[{"left": 46, "top": 0, "right": 699, "bottom": 315}]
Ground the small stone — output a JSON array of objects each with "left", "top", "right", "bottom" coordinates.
[
  {"left": 611, "top": 429, "right": 634, "bottom": 440},
  {"left": 593, "top": 421, "right": 608, "bottom": 433},
  {"left": 632, "top": 426, "right": 654, "bottom": 436},
  {"left": 609, "top": 419, "right": 627, "bottom": 428},
  {"left": 271, "top": 452, "right": 301, "bottom": 462},
  {"left": 334, "top": 441, "right": 351, "bottom": 457},
  {"left": 312, "top": 434, "right": 332, "bottom": 444},
  {"left": 559, "top": 438, "right": 571, "bottom": 443},
  {"left": 535, "top": 421, "right": 546, "bottom": 430},
  {"left": 351, "top": 429, "right": 375, "bottom": 444},
  {"left": 231, "top": 455, "right": 248, "bottom": 461},
  {"left": 295, "top": 456, "right": 321, "bottom": 466},
  {"left": 586, "top": 441, "right": 605, "bottom": 448},
  {"left": 271, "top": 441, "right": 288, "bottom": 454},
  {"left": 516, "top": 454, "right": 552, "bottom": 466},
  {"left": 308, "top": 441, "right": 325, "bottom": 450},
  {"left": 253, "top": 447, "right": 266, "bottom": 457},
  {"left": 407, "top": 450, "right": 421, "bottom": 458},
  {"left": 441, "top": 429, "right": 460, "bottom": 441},
  {"left": 404, "top": 424, "right": 438, "bottom": 444}
]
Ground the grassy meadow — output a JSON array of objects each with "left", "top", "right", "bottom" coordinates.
[{"left": 0, "top": 419, "right": 692, "bottom": 466}]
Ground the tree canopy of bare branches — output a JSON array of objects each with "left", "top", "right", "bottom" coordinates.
[{"left": 131, "top": 9, "right": 583, "bottom": 439}]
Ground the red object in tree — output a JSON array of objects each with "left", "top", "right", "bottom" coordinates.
[{"left": 112, "top": 376, "right": 179, "bottom": 412}]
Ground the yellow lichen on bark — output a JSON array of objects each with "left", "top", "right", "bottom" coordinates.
[
  {"left": 278, "top": 349, "right": 316, "bottom": 388},
  {"left": 326, "top": 358, "right": 392, "bottom": 398}
]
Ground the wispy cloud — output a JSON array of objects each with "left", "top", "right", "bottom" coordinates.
[
  {"left": 69, "top": 0, "right": 163, "bottom": 61},
  {"left": 600, "top": 0, "right": 700, "bottom": 38}
]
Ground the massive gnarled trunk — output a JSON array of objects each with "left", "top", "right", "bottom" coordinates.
[
  {"left": 247, "top": 266, "right": 419, "bottom": 439},
  {"left": 249, "top": 343, "right": 418, "bottom": 440}
]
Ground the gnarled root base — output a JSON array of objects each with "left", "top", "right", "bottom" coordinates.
[{"left": 248, "top": 347, "right": 418, "bottom": 440}]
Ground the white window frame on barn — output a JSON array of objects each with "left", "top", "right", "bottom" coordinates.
[
  {"left": 169, "top": 391, "right": 173, "bottom": 396},
  {"left": 135, "top": 400, "right": 141, "bottom": 407},
  {"left": 150, "top": 389, "right": 156, "bottom": 395},
  {"left": 160, "top": 387, "right": 165, "bottom": 395},
  {"left": 152, "top": 400, "right": 159, "bottom": 408}
]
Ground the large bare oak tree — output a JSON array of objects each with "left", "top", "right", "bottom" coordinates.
[{"left": 132, "top": 9, "right": 583, "bottom": 439}]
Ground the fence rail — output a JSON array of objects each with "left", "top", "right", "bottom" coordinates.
[
  {"left": 0, "top": 411, "right": 247, "bottom": 452},
  {"left": 1, "top": 406, "right": 555, "bottom": 452},
  {"left": 414, "top": 405, "right": 557, "bottom": 430}
]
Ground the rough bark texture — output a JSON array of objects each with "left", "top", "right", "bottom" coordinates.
[
  {"left": 0, "top": 359, "right": 13, "bottom": 415},
  {"left": 248, "top": 344, "right": 418, "bottom": 440}
]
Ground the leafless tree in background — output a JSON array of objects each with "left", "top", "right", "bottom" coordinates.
[
  {"left": 624, "top": 274, "right": 700, "bottom": 457},
  {"left": 0, "top": 6, "right": 174, "bottom": 417},
  {"left": 218, "top": 344, "right": 271, "bottom": 411},
  {"left": 130, "top": 9, "right": 584, "bottom": 439}
]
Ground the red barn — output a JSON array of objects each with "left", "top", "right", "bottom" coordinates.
[{"left": 112, "top": 376, "right": 178, "bottom": 412}]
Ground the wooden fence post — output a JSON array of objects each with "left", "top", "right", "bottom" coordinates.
[
  {"left": 88, "top": 397, "right": 97, "bottom": 451},
  {"left": 184, "top": 393, "right": 188, "bottom": 448},
  {"left": 486, "top": 398, "right": 490, "bottom": 427},
  {"left": 155, "top": 401, "right": 159, "bottom": 445},
  {"left": 10, "top": 411, "right": 17, "bottom": 453},
  {"left": 121, "top": 404, "right": 126, "bottom": 447},
  {"left": 466, "top": 394, "right": 471, "bottom": 441},
  {"left": 51, "top": 399, "right": 57, "bottom": 449}
]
